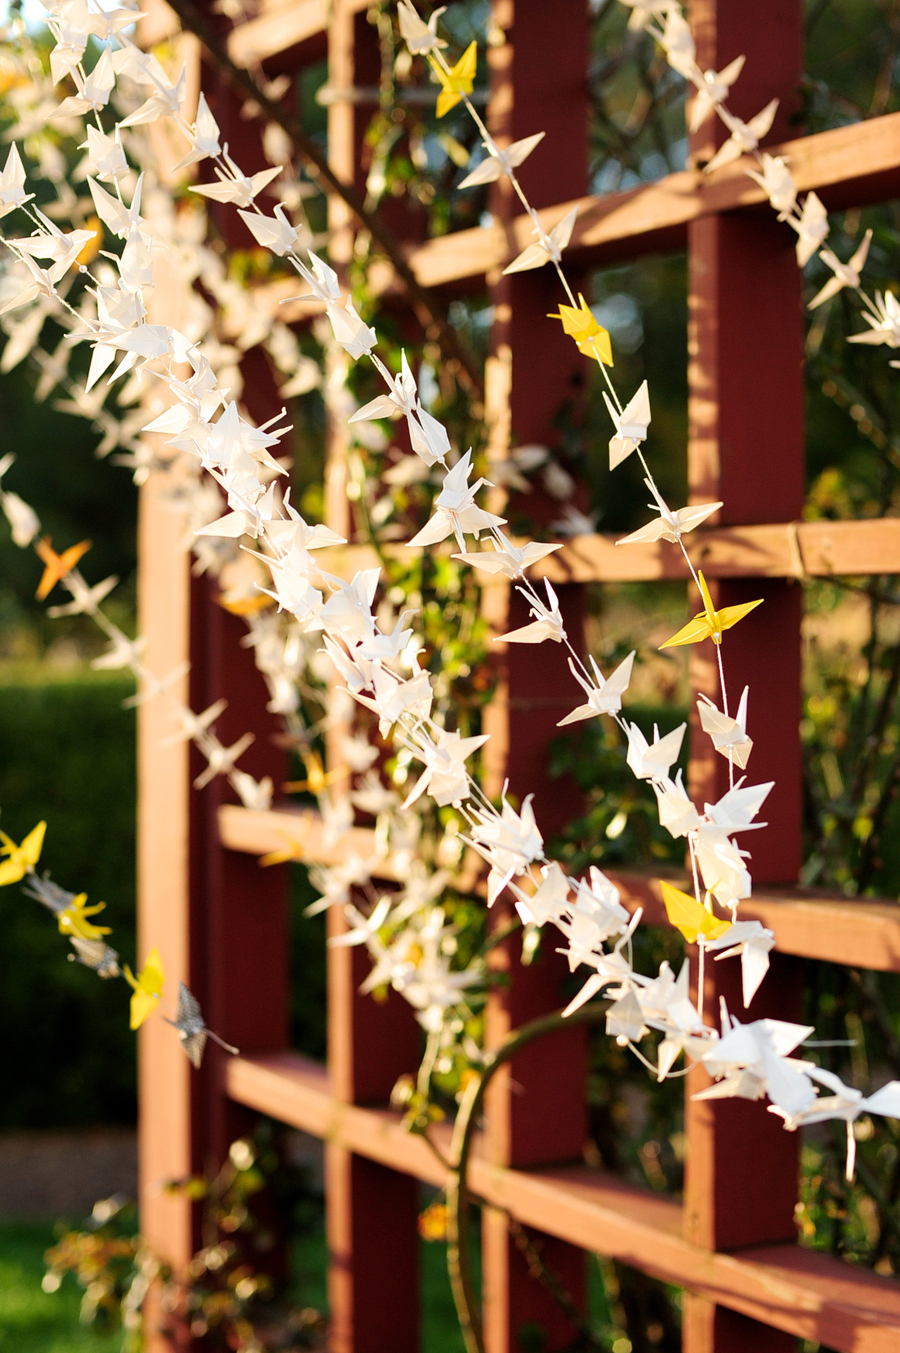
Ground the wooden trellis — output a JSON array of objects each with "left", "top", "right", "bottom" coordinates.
[{"left": 137, "top": 0, "right": 900, "bottom": 1349}]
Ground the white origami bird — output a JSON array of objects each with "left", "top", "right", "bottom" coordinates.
[
  {"left": 508, "top": 861, "right": 571, "bottom": 927},
  {"left": 503, "top": 205, "right": 578, "bottom": 275},
  {"left": 745, "top": 153, "right": 797, "bottom": 219},
  {"left": 52, "top": 45, "right": 116, "bottom": 117},
  {"left": 237, "top": 204, "right": 298, "bottom": 257},
  {"left": 88, "top": 173, "right": 146, "bottom": 241},
  {"left": 697, "top": 1014, "right": 816, "bottom": 1114},
  {"left": 172, "top": 92, "right": 221, "bottom": 171},
  {"left": 1, "top": 491, "right": 41, "bottom": 548},
  {"left": 704, "top": 777, "right": 773, "bottom": 832},
  {"left": 47, "top": 574, "right": 118, "bottom": 618},
  {"left": 653, "top": 771, "right": 700, "bottom": 838},
  {"left": 689, "top": 56, "right": 745, "bottom": 133},
  {"left": 6, "top": 209, "right": 97, "bottom": 284},
  {"left": 704, "top": 99, "right": 779, "bottom": 174},
  {"left": 119, "top": 65, "right": 188, "bottom": 127},
  {"left": 230, "top": 771, "right": 274, "bottom": 812},
  {"left": 191, "top": 156, "right": 281, "bottom": 209},
  {"left": 849, "top": 291, "right": 900, "bottom": 348},
  {"left": 808, "top": 230, "right": 872, "bottom": 311},
  {"left": 789, "top": 191, "right": 829, "bottom": 267},
  {"left": 351, "top": 351, "right": 418, "bottom": 423},
  {"left": 0, "top": 145, "right": 31, "bottom": 218},
  {"left": 80, "top": 126, "right": 128, "bottom": 183},
  {"left": 693, "top": 827, "right": 752, "bottom": 905},
  {"left": 193, "top": 732, "right": 255, "bottom": 790},
  {"left": 403, "top": 727, "right": 489, "bottom": 809},
  {"left": 557, "top": 651, "right": 635, "bottom": 726},
  {"left": 617, "top": 478, "right": 722, "bottom": 546},
  {"left": 352, "top": 667, "right": 433, "bottom": 737},
  {"left": 326, "top": 294, "right": 378, "bottom": 360},
  {"left": 460, "top": 132, "right": 545, "bottom": 190},
  {"left": 625, "top": 721, "right": 686, "bottom": 780},
  {"left": 697, "top": 687, "right": 753, "bottom": 769},
  {"left": 497, "top": 579, "right": 566, "bottom": 645},
  {"left": 397, "top": 0, "right": 447, "bottom": 54},
  {"left": 454, "top": 533, "right": 561, "bottom": 578},
  {"left": 603, "top": 381, "right": 650, "bottom": 470},
  {"left": 705, "top": 919, "right": 776, "bottom": 1006},
  {"left": 467, "top": 793, "right": 544, "bottom": 906},
  {"left": 406, "top": 450, "right": 505, "bottom": 551},
  {"left": 658, "top": 7, "right": 697, "bottom": 80}
]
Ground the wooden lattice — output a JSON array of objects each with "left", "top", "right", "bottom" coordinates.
[{"left": 137, "top": 1, "right": 900, "bottom": 1349}]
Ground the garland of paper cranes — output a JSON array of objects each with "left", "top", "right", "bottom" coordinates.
[{"left": 0, "top": 0, "right": 899, "bottom": 1183}]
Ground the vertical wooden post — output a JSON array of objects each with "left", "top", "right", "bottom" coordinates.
[
  {"left": 323, "top": 8, "right": 422, "bottom": 1351},
  {"left": 481, "top": 4, "right": 589, "bottom": 1351},
  {"left": 137, "top": 34, "right": 205, "bottom": 1340},
  {"left": 684, "top": 1, "right": 804, "bottom": 1348}
]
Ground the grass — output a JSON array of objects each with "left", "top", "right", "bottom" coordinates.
[
  {"left": 0, "top": 1222, "right": 113, "bottom": 1353},
  {"left": 0, "top": 1221, "right": 466, "bottom": 1353}
]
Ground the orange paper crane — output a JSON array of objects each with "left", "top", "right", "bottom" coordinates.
[
  {"left": 660, "top": 570, "right": 762, "bottom": 649},
  {"left": 35, "top": 536, "right": 91, "bottom": 601},
  {"left": 548, "top": 294, "right": 613, "bottom": 367}
]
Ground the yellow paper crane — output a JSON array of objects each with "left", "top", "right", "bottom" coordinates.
[
  {"left": 282, "top": 750, "right": 346, "bottom": 797},
  {"left": 547, "top": 294, "right": 613, "bottom": 367},
  {"left": 0, "top": 821, "right": 46, "bottom": 886},
  {"left": 660, "top": 570, "right": 762, "bottom": 649},
  {"left": 124, "top": 947, "right": 165, "bottom": 1030},
  {"left": 428, "top": 40, "right": 477, "bottom": 118},
  {"left": 75, "top": 215, "right": 102, "bottom": 268},
  {"left": 57, "top": 893, "right": 112, "bottom": 941},
  {"left": 259, "top": 834, "right": 307, "bottom": 868},
  {"left": 34, "top": 536, "right": 91, "bottom": 601},
  {"left": 660, "top": 880, "right": 731, "bottom": 944}
]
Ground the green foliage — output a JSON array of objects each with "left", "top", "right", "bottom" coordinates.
[
  {"left": 0, "top": 672, "right": 137, "bottom": 1128},
  {"left": 0, "top": 1220, "right": 116, "bottom": 1353},
  {"left": 0, "top": 361, "right": 138, "bottom": 662},
  {"left": 549, "top": 702, "right": 688, "bottom": 875}
]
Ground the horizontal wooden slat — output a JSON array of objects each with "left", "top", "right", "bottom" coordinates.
[
  {"left": 138, "top": 0, "right": 369, "bottom": 66},
  {"left": 406, "top": 112, "right": 900, "bottom": 287},
  {"left": 267, "top": 518, "right": 900, "bottom": 586},
  {"left": 226, "top": 1051, "right": 900, "bottom": 1353},
  {"left": 531, "top": 517, "right": 900, "bottom": 584},
  {"left": 218, "top": 802, "right": 407, "bottom": 879},
  {"left": 613, "top": 874, "right": 900, "bottom": 974},
  {"left": 219, "top": 805, "right": 900, "bottom": 972}
]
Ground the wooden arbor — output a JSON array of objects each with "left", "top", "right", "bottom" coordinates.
[{"left": 137, "top": 0, "right": 900, "bottom": 1350}]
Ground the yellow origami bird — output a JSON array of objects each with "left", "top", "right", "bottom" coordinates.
[
  {"left": 75, "top": 216, "right": 102, "bottom": 268},
  {"left": 260, "top": 835, "right": 307, "bottom": 868},
  {"left": 428, "top": 40, "right": 477, "bottom": 118},
  {"left": 282, "top": 751, "right": 344, "bottom": 796},
  {"left": 218, "top": 591, "right": 275, "bottom": 617},
  {"left": 547, "top": 294, "right": 613, "bottom": 367},
  {"left": 660, "top": 571, "right": 762, "bottom": 649},
  {"left": 660, "top": 880, "right": 731, "bottom": 944},
  {"left": 0, "top": 821, "right": 46, "bottom": 886},
  {"left": 57, "top": 893, "right": 112, "bottom": 941},
  {"left": 35, "top": 536, "right": 91, "bottom": 601},
  {"left": 124, "top": 947, "right": 165, "bottom": 1030}
]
